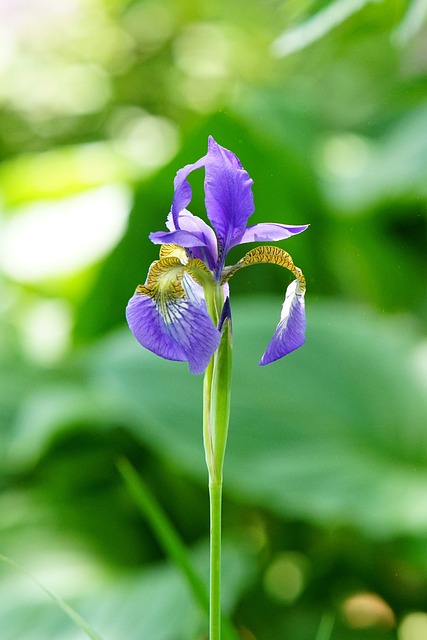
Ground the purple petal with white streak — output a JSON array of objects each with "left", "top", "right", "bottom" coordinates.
[
  {"left": 259, "top": 279, "right": 306, "bottom": 365},
  {"left": 126, "top": 277, "right": 220, "bottom": 375}
]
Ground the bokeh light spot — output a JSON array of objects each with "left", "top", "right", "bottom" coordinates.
[
  {"left": 110, "top": 109, "right": 180, "bottom": 169},
  {"left": 399, "top": 612, "right": 427, "bottom": 640},
  {"left": 342, "top": 592, "right": 395, "bottom": 629},
  {"left": 321, "top": 133, "right": 371, "bottom": 179},
  {"left": 174, "top": 23, "right": 230, "bottom": 79},
  {"left": 121, "top": 0, "right": 173, "bottom": 51},
  {"left": 19, "top": 299, "right": 72, "bottom": 364},
  {"left": 264, "top": 552, "right": 309, "bottom": 603},
  {"left": 0, "top": 61, "right": 111, "bottom": 118}
]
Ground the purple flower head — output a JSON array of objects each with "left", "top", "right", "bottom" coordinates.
[{"left": 126, "top": 137, "right": 307, "bottom": 374}]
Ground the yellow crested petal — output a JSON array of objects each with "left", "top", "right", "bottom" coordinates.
[
  {"left": 136, "top": 256, "right": 214, "bottom": 311},
  {"left": 221, "top": 245, "right": 306, "bottom": 288},
  {"left": 129, "top": 256, "right": 219, "bottom": 374},
  {"left": 159, "top": 244, "right": 189, "bottom": 264},
  {"left": 137, "top": 256, "right": 186, "bottom": 300}
]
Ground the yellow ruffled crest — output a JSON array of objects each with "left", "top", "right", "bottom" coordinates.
[
  {"left": 135, "top": 248, "right": 215, "bottom": 321},
  {"left": 159, "top": 244, "right": 189, "bottom": 263},
  {"left": 136, "top": 258, "right": 187, "bottom": 325},
  {"left": 221, "top": 245, "right": 306, "bottom": 290}
]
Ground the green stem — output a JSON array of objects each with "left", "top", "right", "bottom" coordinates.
[
  {"left": 203, "top": 294, "right": 232, "bottom": 640},
  {"left": 209, "top": 481, "right": 223, "bottom": 640},
  {"left": 203, "top": 356, "right": 215, "bottom": 480}
]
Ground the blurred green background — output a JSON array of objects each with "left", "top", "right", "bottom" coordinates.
[{"left": 1, "top": 0, "right": 427, "bottom": 638}]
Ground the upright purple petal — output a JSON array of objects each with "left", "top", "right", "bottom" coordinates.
[
  {"left": 171, "top": 156, "right": 207, "bottom": 226},
  {"left": 259, "top": 279, "right": 306, "bottom": 365},
  {"left": 204, "top": 137, "right": 255, "bottom": 263},
  {"left": 126, "top": 278, "right": 220, "bottom": 375},
  {"left": 237, "top": 223, "right": 309, "bottom": 245}
]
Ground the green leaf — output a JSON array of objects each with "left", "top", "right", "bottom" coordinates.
[
  {"left": 393, "top": 0, "right": 427, "bottom": 45},
  {"left": 0, "top": 542, "right": 253, "bottom": 640},
  {"left": 84, "top": 298, "right": 427, "bottom": 538},
  {"left": 8, "top": 298, "right": 427, "bottom": 537},
  {"left": 271, "top": 0, "right": 377, "bottom": 57},
  {"left": 324, "top": 104, "right": 427, "bottom": 212}
]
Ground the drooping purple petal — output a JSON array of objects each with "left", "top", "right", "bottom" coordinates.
[
  {"left": 237, "top": 222, "right": 309, "bottom": 246},
  {"left": 259, "top": 279, "right": 306, "bottom": 365},
  {"left": 126, "top": 281, "right": 220, "bottom": 375},
  {"left": 204, "top": 136, "right": 255, "bottom": 264}
]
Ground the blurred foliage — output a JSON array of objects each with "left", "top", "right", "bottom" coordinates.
[{"left": 1, "top": 0, "right": 427, "bottom": 639}]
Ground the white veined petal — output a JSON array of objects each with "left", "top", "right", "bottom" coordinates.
[{"left": 259, "top": 279, "right": 306, "bottom": 365}]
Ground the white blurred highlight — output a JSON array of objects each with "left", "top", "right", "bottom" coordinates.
[{"left": 0, "top": 184, "right": 131, "bottom": 281}]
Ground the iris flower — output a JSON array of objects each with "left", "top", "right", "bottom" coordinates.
[{"left": 126, "top": 137, "right": 307, "bottom": 374}]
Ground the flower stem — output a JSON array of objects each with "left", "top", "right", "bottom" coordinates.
[
  {"left": 209, "top": 480, "right": 222, "bottom": 640},
  {"left": 203, "top": 296, "right": 232, "bottom": 640}
]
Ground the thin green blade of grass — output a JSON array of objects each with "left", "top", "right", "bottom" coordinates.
[
  {"left": 117, "top": 457, "right": 240, "bottom": 640},
  {"left": 314, "top": 613, "right": 335, "bottom": 640},
  {"left": 0, "top": 554, "right": 104, "bottom": 640}
]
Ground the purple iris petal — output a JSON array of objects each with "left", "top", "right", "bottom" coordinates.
[
  {"left": 149, "top": 229, "right": 207, "bottom": 249},
  {"left": 126, "top": 278, "right": 220, "bottom": 375},
  {"left": 174, "top": 210, "right": 218, "bottom": 269},
  {"left": 237, "top": 223, "right": 309, "bottom": 245},
  {"left": 204, "top": 137, "right": 255, "bottom": 264},
  {"left": 150, "top": 210, "right": 219, "bottom": 269},
  {"left": 259, "top": 279, "right": 306, "bottom": 365},
  {"left": 171, "top": 156, "right": 207, "bottom": 227}
]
